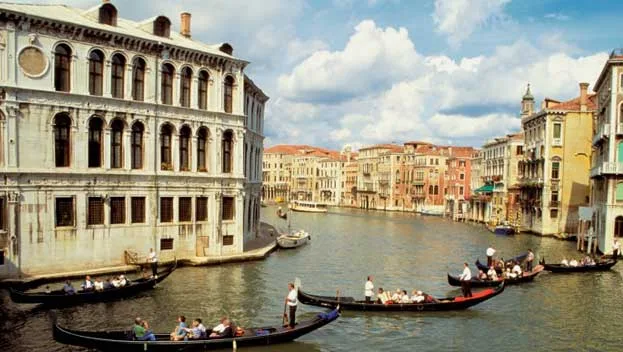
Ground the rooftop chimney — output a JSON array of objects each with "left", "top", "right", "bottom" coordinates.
[
  {"left": 180, "top": 12, "right": 191, "bottom": 38},
  {"left": 102, "top": 0, "right": 110, "bottom": 3},
  {"left": 579, "top": 82, "right": 589, "bottom": 112}
]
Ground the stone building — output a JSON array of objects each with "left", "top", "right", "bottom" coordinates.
[
  {"left": 356, "top": 144, "right": 403, "bottom": 210},
  {"left": 519, "top": 83, "right": 593, "bottom": 236},
  {"left": 591, "top": 51, "right": 623, "bottom": 254},
  {"left": 445, "top": 147, "right": 475, "bottom": 220},
  {"left": 262, "top": 146, "right": 293, "bottom": 204},
  {"left": 0, "top": 1, "right": 266, "bottom": 278}
]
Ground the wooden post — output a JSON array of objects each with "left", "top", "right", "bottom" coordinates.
[{"left": 576, "top": 221, "right": 581, "bottom": 251}]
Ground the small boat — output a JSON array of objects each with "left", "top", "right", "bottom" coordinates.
[
  {"left": 9, "top": 262, "right": 176, "bottom": 306},
  {"left": 447, "top": 265, "right": 544, "bottom": 288},
  {"left": 298, "top": 283, "right": 504, "bottom": 311},
  {"left": 420, "top": 208, "right": 443, "bottom": 216},
  {"left": 277, "top": 209, "right": 288, "bottom": 220},
  {"left": 277, "top": 230, "right": 311, "bottom": 249},
  {"left": 476, "top": 252, "right": 528, "bottom": 273},
  {"left": 493, "top": 224, "right": 515, "bottom": 235},
  {"left": 539, "top": 258, "right": 618, "bottom": 273},
  {"left": 53, "top": 308, "right": 340, "bottom": 351},
  {"left": 289, "top": 200, "right": 328, "bottom": 213}
]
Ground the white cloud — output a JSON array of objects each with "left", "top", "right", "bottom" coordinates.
[
  {"left": 277, "top": 20, "right": 421, "bottom": 102},
  {"left": 432, "top": 0, "right": 511, "bottom": 46},
  {"left": 428, "top": 113, "right": 520, "bottom": 138},
  {"left": 286, "top": 38, "right": 329, "bottom": 65},
  {"left": 544, "top": 13, "right": 571, "bottom": 21}
]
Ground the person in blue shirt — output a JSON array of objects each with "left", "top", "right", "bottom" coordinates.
[
  {"left": 62, "top": 281, "right": 75, "bottom": 295},
  {"left": 169, "top": 315, "right": 187, "bottom": 341}
]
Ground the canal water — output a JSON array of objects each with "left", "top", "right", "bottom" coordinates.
[{"left": 1, "top": 206, "right": 622, "bottom": 351}]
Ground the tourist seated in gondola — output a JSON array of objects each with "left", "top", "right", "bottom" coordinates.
[
  {"left": 478, "top": 270, "right": 488, "bottom": 280},
  {"left": 561, "top": 258, "right": 569, "bottom": 266},
  {"left": 94, "top": 278, "right": 104, "bottom": 291},
  {"left": 211, "top": 317, "right": 227, "bottom": 335},
  {"left": 103, "top": 278, "right": 113, "bottom": 289},
  {"left": 424, "top": 293, "right": 439, "bottom": 303},
  {"left": 112, "top": 276, "right": 121, "bottom": 288},
  {"left": 133, "top": 318, "right": 156, "bottom": 341},
  {"left": 209, "top": 318, "right": 232, "bottom": 338},
  {"left": 504, "top": 268, "right": 517, "bottom": 279},
  {"left": 411, "top": 290, "right": 425, "bottom": 303},
  {"left": 512, "top": 262, "right": 523, "bottom": 277},
  {"left": 63, "top": 281, "right": 75, "bottom": 295},
  {"left": 170, "top": 316, "right": 188, "bottom": 341},
  {"left": 487, "top": 266, "right": 498, "bottom": 281},
  {"left": 581, "top": 256, "right": 596, "bottom": 266},
  {"left": 183, "top": 318, "right": 207, "bottom": 339},
  {"left": 376, "top": 288, "right": 388, "bottom": 304},
  {"left": 81, "top": 276, "right": 94, "bottom": 291},
  {"left": 569, "top": 259, "right": 579, "bottom": 267},
  {"left": 119, "top": 275, "right": 128, "bottom": 287},
  {"left": 399, "top": 290, "right": 411, "bottom": 303},
  {"left": 391, "top": 289, "right": 401, "bottom": 302}
]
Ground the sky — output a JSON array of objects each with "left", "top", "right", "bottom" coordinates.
[{"left": 16, "top": 0, "right": 623, "bottom": 150}]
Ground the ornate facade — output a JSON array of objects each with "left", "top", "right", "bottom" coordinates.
[{"left": 0, "top": 1, "right": 266, "bottom": 278}]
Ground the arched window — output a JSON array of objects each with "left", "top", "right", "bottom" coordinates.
[
  {"left": 197, "top": 127, "right": 208, "bottom": 172},
  {"left": 88, "top": 50, "right": 104, "bottom": 96},
  {"left": 99, "top": 3, "right": 117, "bottom": 26},
  {"left": 54, "top": 44, "right": 71, "bottom": 92},
  {"left": 222, "top": 130, "right": 233, "bottom": 173},
  {"left": 54, "top": 114, "right": 71, "bottom": 167},
  {"left": 180, "top": 67, "right": 192, "bottom": 108},
  {"left": 111, "top": 54, "right": 125, "bottom": 98},
  {"left": 224, "top": 76, "right": 234, "bottom": 113},
  {"left": 132, "top": 58, "right": 145, "bottom": 101},
  {"left": 161, "top": 63, "right": 174, "bottom": 105},
  {"left": 153, "top": 16, "right": 171, "bottom": 37},
  {"left": 110, "top": 120, "right": 124, "bottom": 168},
  {"left": 131, "top": 122, "right": 144, "bottom": 169},
  {"left": 198, "top": 70, "right": 209, "bottom": 110},
  {"left": 88, "top": 117, "right": 103, "bottom": 167},
  {"left": 179, "top": 125, "right": 191, "bottom": 171},
  {"left": 615, "top": 216, "right": 623, "bottom": 237},
  {"left": 160, "top": 124, "right": 173, "bottom": 170}
]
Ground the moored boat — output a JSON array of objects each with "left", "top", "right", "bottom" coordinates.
[
  {"left": 493, "top": 225, "right": 515, "bottom": 235},
  {"left": 9, "top": 262, "right": 176, "bottom": 306},
  {"left": 289, "top": 200, "right": 328, "bottom": 213},
  {"left": 53, "top": 308, "right": 340, "bottom": 351},
  {"left": 420, "top": 208, "right": 444, "bottom": 216},
  {"left": 277, "top": 230, "right": 311, "bottom": 249},
  {"left": 298, "top": 283, "right": 504, "bottom": 311},
  {"left": 540, "top": 258, "right": 617, "bottom": 273},
  {"left": 447, "top": 265, "right": 544, "bottom": 288}
]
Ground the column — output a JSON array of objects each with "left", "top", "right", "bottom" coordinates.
[
  {"left": 124, "top": 128, "right": 131, "bottom": 170},
  {"left": 213, "top": 129, "right": 221, "bottom": 175},
  {"left": 125, "top": 64, "right": 133, "bottom": 100},
  {"left": 103, "top": 128, "right": 111, "bottom": 169},
  {"left": 5, "top": 106, "right": 18, "bottom": 167},
  {"left": 191, "top": 76, "right": 199, "bottom": 109},
  {"left": 172, "top": 133, "right": 179, "bottom": 172},
  {"left": 173, "top": 72, "right": 181, "bottom": 107},
  {"left": 236, "top": 193, "right": 244, "bottom": 253},
  {"left": 191, "top": 135, "right": 198, "bottom": 172},
  {"left": 103, "top": 59, "right": 112, "bottom": 98}
]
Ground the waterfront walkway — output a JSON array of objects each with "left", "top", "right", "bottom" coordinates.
[{"left": 0, "top": 222, "right": 278, "bottom": 287}]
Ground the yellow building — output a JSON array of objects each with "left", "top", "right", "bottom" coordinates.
[{"left": 519, "top": 83, "right": 594, "bottom": 236}]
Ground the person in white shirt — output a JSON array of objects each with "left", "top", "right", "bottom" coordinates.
[
  {"left": 613, "top": 239, "right": 621, "bottom": 260},
  {"left": 148, "top": 248, "right": 158, "bottom": 279},
  {"left": 111, "top": 277, "right": 121, "bottom": 288},
  {"left": 512, "top": 262, "right": 522, "bottom": 277},
  {"left": 411, "top": 290, "right": 425, "bottom": 303},
  {"left": 377, "top": 288, "right": 389, "bottom": 304},
  {"left": 526, "top": 249, "right": 535, "bottom": 272},
  {"left": 561, "top": 258, "right": 569, "bottom": 266},
  {"left": 94, "top": 278, "right": 104, "bottom": 291},
  {"left": 211, "top": 317, "right": 227, "bottom": 334},
  {"left": 81, "top": 275, "right": 94, "bottom": 291},
  {"left": 458, "top": 262, "right": 472, "bottom": 297},
  {"left": 569, "top": 259, "right": 578, "bottom": 267},
  {"left": 487, "top": 266, "right": 498, "bottom": 281},
  {"left": 364, "top": 276, "right": 374, "bottom": 303},
  {"left": 391, "top": 289, "right": 401, "bottom": 302},
  {"left": 119, "top": 275, "right": 127, "bottom": 287},
  {"left": 397, "top": 290, "right": 409, "bottom": 303},
  {"left": 285, "top": 283, "right": 297, "bottom": 329},
  {"left": 486, "top": 247, "right": 496, "bottom": 267}
]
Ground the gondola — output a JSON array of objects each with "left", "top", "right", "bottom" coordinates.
[
  {"left": 447, "top": 265, "right": 544, "bottom": 288},
  {"left": 539, "top": 258, "right": 618, "bottom": 273},
  {"left": 9, "top": 262, "right": 176, "bottom": 306},
  {"left": 53, "top": 308, "right": 340, "bottom": 351},
  {"left": 297, "top": 283, "right": 504, "bottom": 311},
  {"left": 278, "top": 212, "right": 288, "bottom": 220},
  {"left": 476, "top": 252, "right": 528, "bottom": 273}
]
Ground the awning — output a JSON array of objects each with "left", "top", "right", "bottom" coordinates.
[{"left": 475, "top": 184, "right": 494, "bottom": 193}]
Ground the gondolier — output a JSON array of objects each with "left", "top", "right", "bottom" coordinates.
[
  {"left": 365, "top": 276, "right": 374, "bottom": 303},
  {"left": 526, "top": 249, "right": 535, "bottom": 272},
  {"left": 613, "top": 239, "right": 620, "bottom": 260},
  {"left": 486, "top": 247, "right": 495, "bottom": 267},
  {"left": 285, "top": 283, "right": 297, "bottom": 329},
  {"left": 148, "top": 248, "right": 158, "bottom": 279},
  {"left": 459, "top": 262, "right": 472, "bottom": 297}
]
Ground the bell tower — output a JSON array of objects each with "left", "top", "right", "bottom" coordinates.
[{"left": 521, "top": 84, "right": 534, "bottom": 118}]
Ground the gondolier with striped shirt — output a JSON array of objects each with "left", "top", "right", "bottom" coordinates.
[
  {"left": 285, "top": 283, "right": 297, "bottom": 329},
  {"left": 459, "top": 262, "right": 472, "bottom": 297}
]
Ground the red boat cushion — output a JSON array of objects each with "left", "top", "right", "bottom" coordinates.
[{"left": 453, "top": 288, "right": 494, "bottom": 301}]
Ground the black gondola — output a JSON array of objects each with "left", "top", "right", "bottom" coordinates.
[
  {"left": 476, "top": 252, "right": 528, "bottom": 273},
  {"left": 447, "top": 265, "right": 544, "bottom": 288},
  {"left": 9, "top": 262, "right": 176, "bottom": 306},
  {"left": 540, "top": 258, "right": 618, "bottom": 273},
  {"left": 53, "top": 308, "right": 340, "bottom": 351},
  {"left": 297, "top": 283, "right": 504, "bottom": 311}
]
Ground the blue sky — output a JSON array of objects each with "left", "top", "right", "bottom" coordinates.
[{"left": 21, "top": 0, "right": 623, "bottom": 150}]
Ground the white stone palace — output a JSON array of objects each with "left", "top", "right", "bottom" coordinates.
[{"left": 0, "top": 1, "right": 267, "bottom": 278}]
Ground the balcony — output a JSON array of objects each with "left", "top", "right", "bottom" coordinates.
[
  {"left": 549, "top": 200, "right": 560, "bottom": 208},
  {"left": 592, "top": 123, "right": 610, "bottom": 145},
  {"left": 591, "top": 162, "right": 623, "bottom": 177}
]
